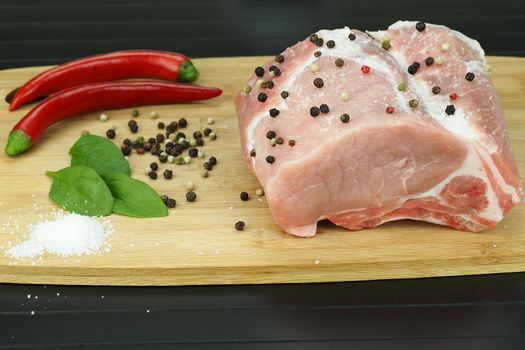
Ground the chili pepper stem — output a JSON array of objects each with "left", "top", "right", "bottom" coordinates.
[
  {"left": 5, "top": 130, "right": 32, "bottom": 156},
  {"left": 178, "top": 60, "right": 199, "bottom": 83}
]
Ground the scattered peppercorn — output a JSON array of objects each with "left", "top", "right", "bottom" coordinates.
[
  {"left": 149, "top": 162, "right": 158, "bottom": 171},
  {"left": 381, "top": 40, "right": 391, "bottom": 50},
  {"left": 288, "top": 139, "right": 295, "bottom": 147},
  {"left": 258, "top": 93, "right": 267, "bottom": 102},
  {"left": 386, "top": 106, "right": 395, "bottom": 114},
  {"left": 178, "top": 118, "right": 188, "bottom": 128},
  {"left": 99, "top": 114, "right": 108, "bottom": 122},
  {"left": 121, "top": 145, "right": 131, "bottom": 156},
  {"left": 235, "top": 221, "right": 245, "bottom": 231},
  {"left": 128, "top": 120, "right": 137, "bottom": 127},
  {"left": 166, "top": 198, "right": 176, "bottom": 208},
  {"left": 156, "top": 133, "right": 165, "bottom": 143},
  {"left": 314, "top": 37, "right": 324, "bottom": 47},
  {"left": 255, "top": 66, "right": 264, "bottom": 77},
  {"left": 276, "top": 137, "right": 284, "bottom": 145},
  {"left": 335, "top": 58, "right": 344, "bottom": 67},
  {"left": 267, "top": 81, "right": 275, "bottom": 89},
  {"left": 209, "top": 156, "right": 217, "bottom": 166},
  {"left": 143, "top": 142, "right": 152, "bottom": 152},
  {"left": 203, "top": 162, "right": 213, "bottom": 171},
  {"left": 449, "top": 93, "right": 458, "bottom": 100},
  {"left": 106, "top": 129, "right": 115, "bottom": 139},
  {"left": 269, "top": 108, "right": 280, "bottom": 118},
  {"left": 314, "top": 51, "right": 322, "bottom": 58},
  {"left": 416, "top": 21, "right": 426, "bottom": 32},
  {"left": 196, "top": 138, "right": 204, "bottom": 146},
  {"left": 326, "top": 40, "right": 335, "bottom": 48},
  {"left": 275, "top": 54, "right": 285, "bottom": 63},
  {"left": 188, "top": 148, "right": 198, "bottom": 158},
  {"left": 348, "top": 33, "right": 356, "bottom": 41},
  {"left": 310, "top": 106, "right": 320, "bottom": 117},
  {"left": 256, "top": 188, "right": 264, "bottom": 196},
  {"left": 176, "top": 132, "right": 186, "bottom": 140},
  {"left": 408, "top": 63, "right": 419, "bottom": 75},
  {"left": 123, "top": 138, "right": 132, "bottom": 146},
  {"left": 131, "top": 109, "right": 139, "bottom": 117},
  {"left": 445, "top": 105, "right": 456, "bottom": 115},
  {"left": 271, "top": 67, "right": 281, "bottom": 76},
  {"left": 163, "top": 169, "right": 173, "bottom": 179},
  {"left": 157, "top": 122, "right": 165, "bottom": 129},
  {"left": 161, "top": 194, "right": 169, "bottom": 203},
  {"left": 201, "top": 169, "right": 209, "bottom": 178},
  {"left": 280, "top": 91, "right": 289, "bottom": 99},
  {"left": 361, "top": 65, "right": 371, "bottom": 74},
  {"left": 397, "top": 83, "right": 406, "bottom": 91},
  {"left": 409, "top": 99, "right": 420, "bottom": 108},
  {"left": 149, "top": 111, "right": 158, "bottom": 119},
  {"left": 425, "top": 57, "right": 434, "bottom": 66},
  {"left": 319, "top": 104, "right": 329, "bottom": 114},
  {"left": 266, "top": 130, "right": 276, "bottom": 139},
  {"left": 465, "top": 72, "right": 475, "bottom": 81},
  {"left": 166, "top": 121, "right": 178, "bottom": 133},
  {"left": 159, "top": 154, "right": 168, "bottom": 163},
  {"left": 137, "top": 147, "right": 145, "bottom": 154},
  {"left": 240, "top": 192, "right": 249, "bottom": 201},
  {"left": 209, "top": 132, "right": 217, "bottom": 140},
  {"left": 432, "top": 86, "right": 441, "bottom": 94},
  {"left": 340, "top": 114, "right": 350, "bottom": 123},
  {"left": 266, "top": 155, "right": 275, "bottom": 164},
  {"left": 129, "top": 124, "right": 138, "bottom": 133},
  {"left": 148, "top": 171, "right": 157, "bottom": 180},
  {"left": 186, "top": 191, "right": 197, "bottom": 202},
  {"left": 202, "top": 128, "right": 212, "bottom": 137},
  {"left": 250, "top": 149, "right": 256, "bottom": 157},
  {"left": 313, "top": 78, "right": 324, "bottom": 88}
]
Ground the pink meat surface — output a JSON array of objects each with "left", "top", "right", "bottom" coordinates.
[{"left": 235, "top": 21, "right": 522, "bottom": 237}]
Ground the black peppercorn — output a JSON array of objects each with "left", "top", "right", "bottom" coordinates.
[
  {"left": 203, "top": 162, "right": 213, "bottom": 171},
  {"left": 196, "top": 138, "right": 204, "bottom": 146},
  {"left": 408, "top": 64, "right": 419, "bottom": 75},
  {"left": 340, "top": 114, "right": 350, "bottom": 123},
  {"left": 203, "top": 128, "right": 212, "bottom": 137},
  {"left": 335, "top": 58, "right": 344, "bottom": 67},
  {"left": 157, "top": 122, "right": 165, "bottom": 129},
  {"left": 127, "top": 120, "right": 137, "bottom": 127},
  {"left": 240, "top": 192, "right": 249, "bottom": 201},
  {"left": 314, "top": 38, "right": 324, "bottom": 47},
  {"left": 250, "top": 149, "right": 256, "bottom": 157},
  {"left": 106, "top": 129, "right": 115, "bottom": 139},
  {"left": 258, "top": 93, "right": 268, "bottom": 102},
  {"left": 445, "top": 105, "right": 456, "bottom": 115},
  {"left": 129, "top": 124, "right": 138, "bottom": 133},
  {"left": 255, "top": 66, "right": 265, "bottom": 77},
  {"left": 425, "top": 57, "right": 434, "bottom": 66},
  {"left": 178, "top": 118, "right": 188, "bottom": 128},
  {"left": 288, "top": 140, "right": 295, "bottom": 147},
  {"left": 156, "top": 133, "right": 165, "bottom": 143},
  {"left": 150, "top": 162, "right": 159, "bottom": 171},
  {"left": 432, "top": 86, "right": 441, "bottom": 94},
  {"left": 148, "top": 137, "right": 157, "bottom": 144},
  {"left": 235, "top": 221, "right": 245, "bottom": 231},
  {"left": 186, "top": 191, "right": 197, "bottom": 202},
  {"left": 151, "top": 143, "right": 161, "bottom": 155},
  {"left": 175, "top": 132, "right": 186, "bottom": 140},
  {"left": 121, "top": 145, "right": 131, "bottom": 156},
  {"left": 180, "top": 140, "right": 190, "bottom": 149},
  {"left": 275, "top": 54, "right": 285, "bottom": 63},
  {"left": 163, "top": 169, "right": 173, "bottom": 179},
  {"left": 193, "top": 131, "right": 202, "bottom": 139},
  {"left": 310, "top": 106, "right": 320, "bottom": 117},
  {"left": 159, "top": 154, "right": 168, "bottom": 163},
  {"left": 267, "top": 80, "right": 274, "bottom": 89},
  {"left": 123, "top": 138, "right": 131, "bottom": 146},
  {"left": 166, "top": 122, "right": 178, "bottom": 134},
  {"left": 348, "top": 33, "right": 356, "bottom": 41},
  {"left": 269, "top": 108, "right": 280, "bottom": 118},
  {"left": 309, "top": 33, "right": 319, "bottom": 43},
  {"left": 313, "top": 78, "right": 324, "bottom": 88},
  {"left": 266, "top": 130, "right": 276, "bottom": 139},
  {"left": 209, "top": 156, "right": 217, "bottom": 165},
  {"left": 148, "top": 171, "right": 157, "bottom": 180},
  {"left": 314, "top": 51, "right": 322, "bottom": 57},
  {"left": 416, "top": 21, "right": 426, "bottom": 32},
  {"left": 319, "top": 104, "right": 329, "bottom": 113},
  {"left": 326, "top": 40, "right": 335, "bottom": 48},
  {"left": 161, "top": 194, "right": 169, "bottom": 203},
  {"left": 188, "top": 148, "right": 198, "bottom": 158},
  {"left": 465, "top": 72, "right": 475, "bottom": 81},
  {"left": 266, "top": 155, "right": 275, "bottom": 164},
  {"left": 143, "top": 142, "right": 152, "bottom": 152},
  {"left": 280, "top": 91, "right": 289, "bottom": 99},
  {"left": 166, "top": 198, "right": 176, "bottom": 208}
]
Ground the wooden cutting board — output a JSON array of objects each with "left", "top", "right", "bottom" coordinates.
[{"left": 0, "top": 56, "right": 523, "bottom": 286}]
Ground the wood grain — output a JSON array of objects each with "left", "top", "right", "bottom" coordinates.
[{"left": 0, "top": 56, "right": 523, "bottom": 286}]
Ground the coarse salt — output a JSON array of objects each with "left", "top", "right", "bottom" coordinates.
[{"left": 5, "top": 213, "right": 113, "bottom": 260}]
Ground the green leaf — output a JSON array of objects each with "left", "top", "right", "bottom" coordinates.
[
  {"left": 101, "top": 171, "right": 168, "bottom": 218},
  {"left": 69, "top": 134, "right": 131, "bottom": 176},
  {"left": 46, "top": 165, "right": 113, "bottom": 216}
]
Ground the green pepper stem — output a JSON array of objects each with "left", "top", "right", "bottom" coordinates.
[
  {"left": 178, "top": 60, "right": 199, "bottom": 83},
  {"left": 5, "top": 130, "right": 33, "bottom": 156}
]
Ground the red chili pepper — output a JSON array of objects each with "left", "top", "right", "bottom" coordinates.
[
  {"left": 8, "top": 50, "right": 199, "bottom": 111},
  {"left": 5, "top": 81, "right": 222, "bottom": 156}
]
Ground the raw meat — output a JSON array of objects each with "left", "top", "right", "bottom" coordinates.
[{"left": 235, "top": 21, "right": 522, "bottom": 237}]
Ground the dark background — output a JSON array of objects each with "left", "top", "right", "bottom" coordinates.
[{"left": 1, "top": 0, "right": 525, "bottom": 348}]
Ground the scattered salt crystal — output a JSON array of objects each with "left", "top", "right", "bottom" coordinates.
[
  {"left": 27, "top": 294, "right": 31, "bottom": 299},
  {"left": 5, "top": 213, "right": 113, "bottom": 260}
]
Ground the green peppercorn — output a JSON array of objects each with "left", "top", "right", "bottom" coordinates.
[
  {"left": 340, "top": 114, "right": 350, "bottom": 123},
  {"left": 397, "top": 83, "right": 406, "bottom": 91},
  {"left": 280, "top": 91, "right": 289, "bottom": 99},
  {"left": 409, "top": 99, "right": 420, "bottom": 108},
  {"left": 131, "top": 109, "right": 139, "bottom": 117},
  {"left": 335, "top": 58, "right": 344, "bottom": 67}
]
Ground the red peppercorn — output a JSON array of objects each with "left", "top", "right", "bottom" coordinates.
[
  {"left": 386, "top": 106, "right": 395, "bottom": 114},
  {"left": 361, "top": 65, "right": 371, "bottom": 74},
  {"left": 449, "top": 93, "right": 458, "bottom": 100},
  {"left": 137, "top": 147, "right": 145, "bottom": 154}
]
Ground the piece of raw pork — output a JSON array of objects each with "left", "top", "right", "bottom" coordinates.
[{"left": 235, "top": 21, "right": 522, "bottom": 237}]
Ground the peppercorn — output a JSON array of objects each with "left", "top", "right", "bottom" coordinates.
[
  {"left": 131, "top": 109, "right": 139, "bottom": 117},
  {"left": 148, "top": 171, "right": 157, "bottom": 180},
  {"left": 288, "top": 140, "right": 295, "bottom": 147},
  {"left": 203, "top": 128, "right": 212, "bottom": 137},
  {"left": 319, "top": 104, "right": 329, "bottom": 114},
  {"left": 127, "top": 119, "right": 137, "bottom": 127},
  {"left": 209, "top": 132, "right": 217, "bottom": 140},
  {"left": 256, "top": 188, "right": 264, "bottom": 196},
  {"left": 314, "top": 38, "right": 324, "bottom": 47},
  {"left": 121, "top": 145, "right": 131, "bottom": 156},
  {"left": 314, "top": 51, "right": 322, "bottom": 58},
  {"left": 276, "top": 137, "right": 285, "bottom": 145},
  {"left": 465, "top": 72, "right": 475, "bottom": 81},
  {"left": 159, "top": 154, "right": 168, "bottom": 163},
  {"left": 209, "top": 156, "right": 217, "bottom": 166},
  {"left": 163, "top": 169, "right": 173, "bottom": 179},
  {"left": 157, "top": 122, "right": 165, "bottom": 129},
  {"left": 397, "top": 83, "right": 406, "bottom": 91},
  {"left": 151, "top": 144, "right": 161, "bottom": 155},
  {"left": 267, "top": 81, "right": 275, "bottom": 89},
  {"left": 178, "top": 118, "right": 188, "bottom": 128},
  {"left": 181, "top": 140, "right": 190, "bottom": 149},
  {"left": 449, "top": 93, "right": 458, "bottom": 100},
  {"left": 381, "top": 40, "right": 391, "bottom": 51},
  {"left": 266, "top": 130, "right": 276, "bottom": 139},
  {"left": 123, "top": 138, "right": 132, "bottom": 146},
  {"left": 269, "top": 108, "right": 280, "bottom": 118},
  {"left": 425, "top": 57, "right": 434, "bottom": 66},
  {"left": 130, "top": 124, "right": 138, "bottom": 133},
  {"left": 408, "top": 64, "right": 419, "bottom": 75},
  {"left": 386, "top": 106, "right": 395, "bottom": 114},
  {"left": 240, "top": 192, "right": 249, "bottom": 201},
  {"left": 183, "top": 155, "right": 191, "bottom": 164},
  {"left": 280, "top": 91, "right": 289, "bottom": 99},
  {"left": 445, "top": 105, "right": 456, "bottom": 115},
  {"left": 270, "top": 66, "right": 281, "bottom": 76},
  {"left": 432, "top": 86, "right": 441, "bottom": 94},
  {"left": 203, "top": 162, "right": 213, "bottom": 171},
  {"left": 106, "top": 129, "right": 115, "bottom": 139},
  {"left": 176, "top": 132, "right": 186, "bottom": 140},
  {"left": 255, "top": 66, "right": 265, "bottom": 77},
  {"left": 156, "top": 133, "right": 165, "bottom": 143},
  {"left": 409, "top": 99, "right": 420, "bottom": 108},
  {"left": 250, "top": 149, "right": 256, "bottom": 157},
  {"left": 191, "top": 131, "right": 201, "bottom": 139},
  {"left": 196, "top": 138, "right": 204, "bottom": 146},
  {"left": 416, "top": 21, "right": 426, "bottom": 32},
  {"left": 335, "top": 58, "right": 344, "bottom": 67},
  {"left": 189, "top": 139, "right": 197, "bottom": 147},
  {"left": 166, "top": 122, "right": 178, "bottom": 134},
  {"left": 326, "top": 40, "right": 335, "bottom": 48},
  {"left": 258, "top": 93, "right": 267, "bottom": 102},
  {"left": 310, "top": 106, "right": 320, "bottom": 117},
  {"left": 143, "top": 142, "right": 152, "bottom": 152},
  {"left": 161, "top": 194, "right": 169, "bottom": 203},
  {"left": 275, "top": 54, "right": 285, "bottom": 63},
  {"left": 235, "top": 221, "right": 245, "bottom": 231},
  {"left": 340, "top": 114, "right": 350, "bottom": 123},
  {"left": 99, "top": 114, "right": 108, "bottom": 122},
  {"left": 186, "top": 191, "right": 197, "bottom": 202},
  {"left": 150, "top": 162, "right": 159, "bottom": 171},
  {"left": 188, "top": 148, "right": 198, "bottom": 158},
  {"left": 166, "top": 198, "right": 176, "bottom": 208},
  {"left": 266, "top": 155, "right": 275, "bottom": 164},
  {"left": 313, "top": 78, "right": 324, "bottom": 88},
  {"left": 348, "top": 33, "right": 356, "bottom": 41}
]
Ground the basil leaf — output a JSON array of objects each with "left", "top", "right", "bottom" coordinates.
[
  {"left": 69, "top": 134, "right": 131, "bottom": 176},
  {"left": 46, "top": 165, "right": 113, "bottom": 216},
  {"left": 101, "top": 171, "right": 168, "bottom": 218}
]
